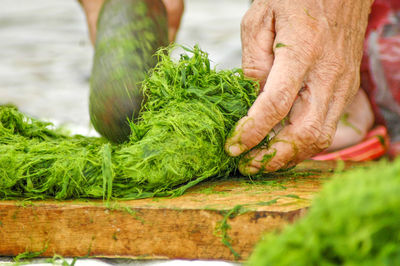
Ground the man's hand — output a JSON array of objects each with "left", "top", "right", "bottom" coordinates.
[{"left": 225, "top": 0, "right": 374, "bottom": 174}]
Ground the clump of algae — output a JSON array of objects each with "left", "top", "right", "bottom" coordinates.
[
  {"left": 248, "top": 158, "right": 400, "bottom": 265},
  {"left": 0, "top": 46, "right": 258, "bottom": 200}
]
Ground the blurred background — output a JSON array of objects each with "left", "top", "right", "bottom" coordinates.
[
  {"left": 0, "top": 0, "right": 249, "bottom": 265},
  {"left": 0, "top": 0, "right": 249, "bottom": 135}
]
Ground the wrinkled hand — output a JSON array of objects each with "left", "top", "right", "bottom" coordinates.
[{"left": 225, "top": 0, "right": 374, "bottom": 174}]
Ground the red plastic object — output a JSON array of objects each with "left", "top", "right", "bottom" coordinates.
[{"left": 312, "top": 125, "right": 390, "bottom": 162}]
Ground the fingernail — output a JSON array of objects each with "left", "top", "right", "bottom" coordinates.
[{"left": 228, "top": 144, "right": 243, "bottom": 156}]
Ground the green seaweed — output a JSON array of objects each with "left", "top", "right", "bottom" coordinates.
[
  {"left": 283, "top": 194, "right": 300, "bottom": 199},
  {"left": 261, "top": 150, "right": 276, "bottom": 164},
  {"left": 248, "top": 158, "right": 400, "bottom": 265},
  {"left": 214, "top": 193, "right": 305, "bottom": 259},
  {"left": 86, "top": 236, "right": 95, "bottom": 257},
  {"left": 197, "top": 184, "right": 229, "bottom": 195},
  {"left": 0, "top": 46, "right": 258, "bottom": 200},
  {"left": 255, "top": 199, "right": 278, "bottom": 206},
  {"left": 340, "top": 112, "right": 362, "bottom": 135},
  {"left": 15, "top": 200, "right": 35, "bottom": 208},
  {"left": 105, "top": 201, "right": 145, "bottom": 224},
  {"left": 14, "top": 243, "right": 48, "bottom": 262},
  {"left": 304, "top": 8, "right": 317, "bottom": 21},
  {"left": 275, "top": 43, "right": 287, "bottom": 49},
  {"left": 46, "top": 255, "right": 77, "bottom": 266},
  {"left": 254, "top": 194, "right": 302, "bottom": 207},
  {"left": 215, "top": 204, "right": 248, "bottom": 260},
  {"left": 253, "top": 167, "right": 321, "bottom": 180}
]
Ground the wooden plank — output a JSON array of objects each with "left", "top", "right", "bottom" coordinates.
[{"left": 0, "top": 160, "right": 342, "bottom": 261}]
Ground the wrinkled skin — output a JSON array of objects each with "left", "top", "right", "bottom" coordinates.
[
  {"left": 224, "top": 0, "right": 374, "bottom": 174},
  {"left": 79, "top": 0, "right": 184, "bottom": 43},
  {"left": 80, "top": 0, "right": 375, "bottom": 174}
]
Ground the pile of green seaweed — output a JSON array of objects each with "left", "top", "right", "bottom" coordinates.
[
  {"left": 0, "top": 46, "right": 258, "bottom": 200},
  {"left": 248, "top": 158, "right": 400, "bottom": 265}
]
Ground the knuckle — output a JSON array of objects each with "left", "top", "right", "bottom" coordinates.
[
  {"left": 235, "top": 116, "right": 265, "bottom": 148},
  {"left": 297, "top": 122, "right": 321, "bottom": 147},
  {"left": 244, "top": 126, "right": 267, "bottom": 149},
  {"left": 312, "top": 59, "right": 345, "bottom": 84},
  {"left": 267, "top": 90, "right": 293, "bottom": 121},
  {"left": 242, "top": 63, "right": 268, "bottom": 82},
  {"left": 241, "top": 65, "right": 256, "bottom": 79},
  {"left": 284, "top": 45, "right": 314, "bottom": 67},
  {"left": 289, "top": 30, "right": 323, "bottom": 60},
  {"left": 252, "top": 126, "right": 267, "bottom": 143},
  {"left": 298, "top": 40, "right": 319, "bottom": 60},
  {"left": 345, "top": 68, "right": 359, "bottom": 83},
  {"left": 338, "top": 71, "right": 359, "bottom": 97},
  {"left": 324, "top": 59, "right": 346, "bottom": 76},
  {"left": 265, "top": 160, "right": 285, "bottom": 172},
  {"left": 347, "top": 68, "right": 360, "bottom": 84},
  {"left": 316, "top": 131, "right": 333, "bottom": 150}
]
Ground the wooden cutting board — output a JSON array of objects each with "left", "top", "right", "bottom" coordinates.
[{"left": 0, "top": 160, "right": 349, "bottom": 261}]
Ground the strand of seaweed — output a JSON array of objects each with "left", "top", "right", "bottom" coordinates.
[
  {"left": 248, "top": 158, "right": 400, "bottom": 265},
  {"left": 0, "top": 46, "right": 258, "bottom": 200}
]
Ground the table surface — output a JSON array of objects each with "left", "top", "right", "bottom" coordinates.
[{"left": 0, "top": 160, "right": 337, "bottom": 262}]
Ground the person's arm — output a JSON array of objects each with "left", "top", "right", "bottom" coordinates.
[
  {"left": 162, "top": 0, "right": 184, "bottom": 42},
  {"left": 225, "top": 0, "right": 375, "bottom": 174},
  {"left": 80, "top": 0, "right": 104, "bottom": 44},
  {"left": 79, "top": 0, "right": 184, "bottom": 44}
]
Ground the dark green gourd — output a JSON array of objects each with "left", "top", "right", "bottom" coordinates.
[{"left": 89, "top": 0, "right": 168, "bottom": 143}]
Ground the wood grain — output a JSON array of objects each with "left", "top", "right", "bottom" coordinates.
[{"left": 0, "top": 160, "right": 347, "bottom": 261}]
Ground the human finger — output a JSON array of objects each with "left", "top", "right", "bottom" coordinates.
[
  {"left": 241, "top": 0, "right": 275, "bottom": 88},
  {"left": 238, "top": 66, "right": 337, "bottom": 174},
  {"left": 225, "top": 45, "right": 311, "bottom": 157}
]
